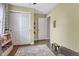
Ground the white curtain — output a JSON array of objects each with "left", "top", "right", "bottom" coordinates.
[
  {"left": 0, "top": 4, "right": 5, "bottom": 35},
  {"left": 9, "top": 12, "right": 32, "bottom": 45}
]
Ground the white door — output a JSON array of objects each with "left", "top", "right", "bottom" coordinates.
[
  {"left": 9, "top": 12, "right": 32, "bottom": 45},
  {"left": 38, "top": 18, "right": 48, "bottom": 40}
]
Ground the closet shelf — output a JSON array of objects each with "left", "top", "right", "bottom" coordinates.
[
  {"left": 1, "top": 39, "right": 12, "bottom": 47},
  {"left": 2, "top": 33, "right": 10, "bottom": 36}
]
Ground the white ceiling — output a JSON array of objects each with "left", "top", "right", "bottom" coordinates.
[{"left": 10, "top": 3, "right": 57, "bottom": 14}]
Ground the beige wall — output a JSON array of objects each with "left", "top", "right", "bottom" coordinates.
[
  {"left": 48, "top": 4, "right": 79, "bottom": 53},
  {"left": 8, "top": 4, "right": 34, "bottom": 44}
]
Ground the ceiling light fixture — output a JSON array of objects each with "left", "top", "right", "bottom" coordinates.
[{"left": 33, "top": 3, "right": 37, "bottom": 5}]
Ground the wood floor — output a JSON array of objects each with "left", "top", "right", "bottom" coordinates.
[{"left": 8, "top": 39, "right": 51, "bottom": 56}]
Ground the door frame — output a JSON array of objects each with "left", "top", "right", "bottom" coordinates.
[{"left": 38, "top": 17, "right": 50, "bottom": 40}]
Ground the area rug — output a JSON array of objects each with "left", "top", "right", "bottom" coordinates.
[{"left": 15, "top": 44, "right": 55, "bottom": 56}]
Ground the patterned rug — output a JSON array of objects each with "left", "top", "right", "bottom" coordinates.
[{"left": 15, "top": 44, "right": 55, "bottom": 56}]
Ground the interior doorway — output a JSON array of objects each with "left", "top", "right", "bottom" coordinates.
[
  {"left": 38, "top": 18, "right": 48, "bottom": 40},
  {"left": 38, "top": 17, "right": 50, "bottom": 40}
]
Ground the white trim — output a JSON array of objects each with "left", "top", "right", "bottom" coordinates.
[{"left": 8, "top": 10, "right": 32, "bottom": 14}]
